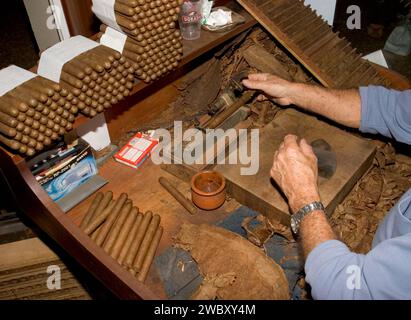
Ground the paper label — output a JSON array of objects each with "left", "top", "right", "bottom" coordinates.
[
  {"left": 37, "top": 36, "right": 100, "bottom": 83},
  {"left": 100, "top": 27, "right": 127, "bottom": 53},
  {"left": 92, "top": 0, "right": 122, "bottom": 32},
  {"left": 0, "top": 65, "right": 37, "bottom": 96},
  {"left": 76, "top": 113, "right": 111, "bottom": 151}
]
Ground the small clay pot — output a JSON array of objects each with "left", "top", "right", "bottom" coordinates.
[{"left": 191, "top": 171, "right": 226, "bottom": 211}]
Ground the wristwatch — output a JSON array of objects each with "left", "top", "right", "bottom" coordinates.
[{"left": 291, "top": 201, "right": 325, "bottom": 234}]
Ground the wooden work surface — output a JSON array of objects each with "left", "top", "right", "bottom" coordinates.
[
  {"left": 215, "top": 109, "right": 376, "bottom": 226},
  {"left": 67, "top": 159, "right": 239, "bottom": 298}
]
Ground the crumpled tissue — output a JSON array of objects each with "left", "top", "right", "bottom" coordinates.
[{"left": 205, "top": 9, "right": 232, "bottom": 27}]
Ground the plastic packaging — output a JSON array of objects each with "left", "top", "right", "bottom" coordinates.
[{"left": 179, "top": 0, "right": 202, "bottom": 40}]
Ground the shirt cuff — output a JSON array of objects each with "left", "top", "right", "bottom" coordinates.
[{"left": 359, "top": 86, "right": 372, "bottom": 133}]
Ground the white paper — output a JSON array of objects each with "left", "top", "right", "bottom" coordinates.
[
  {"left": 38, "top": 36, "right": 100, "bottom": 83},
  {"left": 304, "top": 0, "right": 336, "bottom": 26},
  {"left": 362, "top": 50, "right": 389, "bottom": 69},
  {"left": 92, "top": 0, "right": 122, "bottom": 32},
  {"left": 205, "top": 9, "right": 232, "bottom": 27},
  {"left": 76, "top": 113, "right": 111, "bottom": 151},
  {"left": 100, "top": 26, "right": 127, "bottom": 53},
  {"left": 0, "top": 65, "right": 37, "bottom": 96}
]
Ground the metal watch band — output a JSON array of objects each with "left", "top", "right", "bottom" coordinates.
[{"left": 291, "top": 201, "right": 325, "bottom": 234}]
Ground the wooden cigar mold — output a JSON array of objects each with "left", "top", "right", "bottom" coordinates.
[
  {"left": 96, "top": 0, "right": 184, "bottom": 83},
  {"left": 81, "top": 191, "right": 163, "bottom": 283},
  {"left": 0, "top": 76, "right": 79, "bottom": 156}
]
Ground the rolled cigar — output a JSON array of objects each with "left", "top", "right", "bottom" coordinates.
[
  {"left": 70, "top": 59, "right": 93, "bottom": 75},
  {"left": 19, "top": 86, "right": 49, "bottom": 104},
  {"left": 84, "top": 200, "right": 116, "bottom": 235},
  {"left": 96, "top": 44, "right": 122, "bottom": 61},
  {"left": 137, "top": 226, "right": 163, "bottom": 282},
  {"left": 132, "top": 214, "right": 161, "bottom": 272},
  {"left": 103, "top": 201, "right": 133, "bottom": 252},
  {"left": 124, "top": 211, "right": 152, "bottom": 268},
  {"left": 2, "top": 95, "right": 30, "bottom": 113},
  {"left": 23, "top": 80, "right": 54, "bottom": 97},
  {"left": 117, "top": 212, "right": 143, "bottom": 265},
  {"left": 88, "top": 52, "right": 112, "bottom": 70},
  {"left": 0, "top": 101, "right": 19, "bottom": 117},
  {"left": 80, "top": 193, "right": 104, "bottom": 229},
  {"left": 115, "top": 2, "right": 135, "bottom": 16},
  {"left": 109, "top": 206, "right": 137, "bottom": 258},
  {"left": 8, "top": 90, "right": 38, "bottom": 108},
  {"left": 63, "top": 62, "right": 86, "bottom": 79},
  {"left": 95, "top": 193, "right": 128, "bottom": 246},
  {"left": 0, "top": 134, "right": 21, "bottom": 151},
  {"left": 117, "top": 0, "right": 138, "bottom": 6},
  {"left": 61, "top": 72, "right": 84, "bottom": 90},
  {"left": 91, "top": 223, "right": 104, "bottom": 241},
  {"left": 0, "top": 122, "right": 17, "bottom": 138},
  {"left": 79, "top": 55, "right": 105, "bottom": 73},
  {"left": 159, "top": 177, "right": 197, "bottom": 214},
  {"left": 0, "top": 111, "right": 18, "bottom": 128}
]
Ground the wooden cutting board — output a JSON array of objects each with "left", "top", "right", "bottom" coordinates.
[{"left": 215, "top": 109, "right": 376, "bottom": 226}]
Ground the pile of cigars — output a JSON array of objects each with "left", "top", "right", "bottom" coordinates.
[
  {"left": 0, "top": 75, "right": 78, "bottom": 157},
  {"left": 80, "top": 191, "right": 163, "bottom": 282},
  {"left": 96, "top": 0, "right": 184, "bottom": 83},
  {"left": 55, "top": 45, "right": 135, "bottom": 118}
]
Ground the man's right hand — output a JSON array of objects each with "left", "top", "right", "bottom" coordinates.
[{"left": 242, "top": 73, "right": 295, "bottom": 106}]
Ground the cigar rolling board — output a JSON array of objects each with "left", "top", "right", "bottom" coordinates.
[{"left": 0, "top": 0, "right": 410, "bottom": 300}]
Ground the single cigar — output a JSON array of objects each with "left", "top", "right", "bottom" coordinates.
[
  {"left": 19, "top": 85, "right": 49, "bottom": 104},
  {"left": 124, "top": 211, "right": 152, "bottom": 268},
  {"left": 23, "top": 79, "right": 54, "bottom": 97},
  {"left": 80, "top": 192, "right": 104, "bottom": 229},
  {"left": 91, "top": 223, "right": 104, "bottom": 241},
  {"left": 103, "top": 201, "right": 133, "bottom": 253},
  {"left": 63, "top": 61, "right": 86, "bottom": 79},
  {"left": 159, "top": 177, "right": 197, "bottom": 215},
  {"left": 0, "top": 122, "right": 17, "bottom": 138},
  {"left": 84, "top": 198, "right": 116, "bottom": 235},
  {"left": 95, "top": 193, "right": 128, "bottom": 246},
  {"left": 79, "top": 55, "right": 105, "bottom": 73},
  {"left": 0, "top": 111, "right": 18, "bottom": 128},
  {"left": 0, "top": 134, "right": 21, "bottom": 151},
  {"left": 110, "top": 206, "right": 138, "bottom": 258},
  {"left": 114, "top": 2, "right": 135, "bottom": 16},
  {"left": 0, "top": 101, "right": 19, "bottom": 117},
  {"left": 96, "top": 44, "right": 122, "bottom": 61},
  {"left": 2, "top": 95, "right": 30, "bottom": 113},
  {"left": 137, "top": 226, "right": 163, "bottom": 282},
  {"left": 8, "top": 89, "right": 38, "bottom": 108},
  {"left": 132, "top": 214, "right": 161, "bottom": 272},
  {"left": 117, "top": 212, "right": 143, "bottom": 265},
  {"left": 61, "top": 72, "right": 84, "bottom": 90}
]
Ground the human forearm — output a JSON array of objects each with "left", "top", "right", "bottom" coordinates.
[
  {"left": 243, "top": 74, "right": 362, "bottom": 128},
  {"left": 288, "top": 83, "right": 361, "bottom": 128},
  {"left": 299, "top": 210, "right": 337, "bottom": 259}
]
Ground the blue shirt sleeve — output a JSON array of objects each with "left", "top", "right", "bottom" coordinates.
[
  {"left": 359, "top": 86, "right": 411, "bottom": 145},
  {"left": 305, "top": 235, "right": 411, "bottom": 300}
]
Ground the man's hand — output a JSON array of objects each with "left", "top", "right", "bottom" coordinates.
[
  {"left": 271, "top": 134, "right": 321, "bottom": 214},
  {"left": 242, "top": 73, "right": 295, "bottom": 106}
]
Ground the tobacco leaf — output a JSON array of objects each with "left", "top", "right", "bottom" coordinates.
[{"left": 174, "top": 223, "right": 290, "bottom": 300}]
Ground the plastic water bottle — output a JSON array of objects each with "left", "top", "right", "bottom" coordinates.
[{"left": 179, "top": 0, "right": 202, "bottom": 40}]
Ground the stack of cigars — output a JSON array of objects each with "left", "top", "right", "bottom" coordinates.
[
  {"left": 96, "top": 0, "right": 184, "bottom": 83},
  {"left": 80, "top": 191, "right": 163, "bottom": 282},
  {"left": 56, "top": 45, "right": 135, "bottom": 117},
  {"left": 0, "top": 76, "right": 78, "bottom": 156}
]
